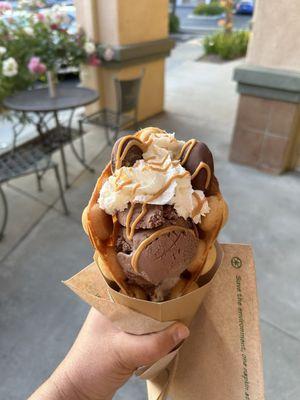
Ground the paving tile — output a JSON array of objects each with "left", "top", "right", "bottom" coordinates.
[
  {"left": 0, "top": 184, "right": 48, "bottom": 261},
  {"left": 260, "top": 320, "right": 300, "bottom": 400},
  {"left": 0, "top": 209, "right": 92, "bottom": 399}
]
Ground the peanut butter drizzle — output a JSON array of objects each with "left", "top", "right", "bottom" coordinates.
[
  {"left": 147, "top": 153, "right": 168, "bottom": 166},
  {"left": 131, "top": 226, "right": 196, "bottom": 272},
  {"left": 147, "top": 162, "right": 171, "bottom": 172},
  {"left": 178, "top": 139, "right": 196, "bottom": 164},
  {"left": 115, "top": 179, "right": 133, "bottom": 191},
  {"left": 148, "top": 171, "right": 189, "bottom": 202},
  {"left": 191, "top": 161, "right": 211, "bottom": 189},
  {"left": 125, "top": 202, "right": 148, "bottom": 240},
  {"left": 115, "top": 135, "right": 145, "bottom": 170},
  {"left": 191, "top": 192, "right": 204, "bottom": 218}
]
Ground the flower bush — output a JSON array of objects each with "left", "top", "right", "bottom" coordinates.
[
  {"left": 0, "top": 1, "right": 101, "bottom": 104},
  {"left": 203, "top": 30, "right": 249, "bottom": 60},
  {"left": 203, "top": 1, "right": 249, "bottom": 60}
]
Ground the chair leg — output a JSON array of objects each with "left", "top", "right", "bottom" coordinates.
[
  {"left": 0, "top": 186, "right": 8, "bottom": 240},
  {"left": 78, "top": 120, "right": 86, "bottom": 162},
  {"left": 53, "top": 164, "right": 69, "bottom": 216},
  {"left": 36, "top": 171, "right": 43, "bottom": 192}
]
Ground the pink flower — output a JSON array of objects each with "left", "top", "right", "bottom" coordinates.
[
  {"left": 88, "top": 54, "right": 101, "bottom": 67},
  {"left": 36, "top": 13, "right": 45, "bottom": 22},
  {"left": 28, "top": 57, "right": 47, "bottom": 74},
  {"left": 0, "top": 1, "right": 12, "bottom": 13}
]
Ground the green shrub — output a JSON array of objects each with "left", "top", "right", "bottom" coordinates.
[
  {"left": 203, "top": 30, "right": 250, "bottom": 60},
  {"left": 194, "top": 2, "right": 225, "bottom": 16},
  {"left": 169, "top": 13, "right": 180, "bottom": 33}
]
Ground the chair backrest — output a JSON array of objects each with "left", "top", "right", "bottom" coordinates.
[{"left": 114, "top": 71, "right": 144, "bottom": 114}]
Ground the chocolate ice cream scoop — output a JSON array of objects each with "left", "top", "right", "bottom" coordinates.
[
  {"left": 180, "top": 140, "right": 214, "bottom": 193},
  {"left": 116, "top": 204, "right": 199, "bottom": 287},
  {"left": 111, "top": 136, "right": 145, "bottom": 173},
  {"left": 117, "top": 204, "right": 164, "bottom": 230},
  {"left": 117, "top": 225, "right": 199, "bottom": 286}
]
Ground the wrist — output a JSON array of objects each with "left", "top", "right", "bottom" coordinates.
[{"left": 49, "top": 365, "right": 86, "bottom": 400}]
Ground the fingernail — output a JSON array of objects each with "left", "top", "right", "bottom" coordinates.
[{"left": 173, "top": 325, "right": 189, "bottom": 343}]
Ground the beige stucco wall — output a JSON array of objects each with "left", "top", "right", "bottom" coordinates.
[
  {"left": 246, "top": 0, "right": 300, "bottom": 72},
  {"left": 117, "top": 0, "right": 169, "bottom": 45}
]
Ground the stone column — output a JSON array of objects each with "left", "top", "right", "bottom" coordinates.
[
  {"left": 230, "top": 0, "right": 300, "bottom": 174},
  {"left": 75, "top": 0, "right": 174, "bottom": 122}
]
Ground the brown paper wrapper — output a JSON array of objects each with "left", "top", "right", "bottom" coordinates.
[{"left": 64, "top": 243, "right": 264, "bottom": 400}]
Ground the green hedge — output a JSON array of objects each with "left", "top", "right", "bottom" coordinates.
[
  {"left": 169, "top": 13, "right": 180, "bottom": 33},
  {"left": 194, "top": 2, "right": 225, "bottom": 16},
  {"left": 203, "top": 30, "right": 250, "bottom": 60}
]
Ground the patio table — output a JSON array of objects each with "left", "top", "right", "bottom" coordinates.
[{"left": 3, "top": 84, "right": 99, "bottom": 188}]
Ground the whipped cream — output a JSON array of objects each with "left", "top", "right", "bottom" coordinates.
[{"left": 98, "top": 131, "right": 210, "bottom": 224}]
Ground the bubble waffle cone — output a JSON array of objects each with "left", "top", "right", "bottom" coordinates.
[{"left": 83, "top": 165, "right": 227, "bottom": 300}]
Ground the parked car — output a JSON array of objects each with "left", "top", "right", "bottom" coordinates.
[{"left": 235, "top": 0, "right": 254, "bottom": 15}]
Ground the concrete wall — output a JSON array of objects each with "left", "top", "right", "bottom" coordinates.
[{"left": 246, "top": 0, "right": 300, "bottom": 72}]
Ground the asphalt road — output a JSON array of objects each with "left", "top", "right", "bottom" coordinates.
[{"left": 176, "top": 6, "right": 252, "bottom": 35}]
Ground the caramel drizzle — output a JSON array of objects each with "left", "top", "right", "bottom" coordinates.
[
  {"left": 146, "top": 162, "right": 172, "bottom": 172},
  {"left": 148, "top": 171, "right": 189, "bottom": 202},
  {"left": 147, "top": 153, "right": 168, "bottom": 166},
  {"left": 191, "top": 192, "right": 204, "bottom": 218},
  {"left": 115, "top": 135, "right": 146, "bottom": 170},
  {"left": 126, "top": 203, "right": 148, "bottom": 241},
  {"left": 115, "top": 178, "right": 132, "bottom": 191},
  {"left": 191, "top": 161, "right": 211, "bottom": 189},
  {"left": 131, "top": 226, "right": 196, "bottom": 272},
  {"left": 177, "top": 139, "right": 196, "bottom": 164}
]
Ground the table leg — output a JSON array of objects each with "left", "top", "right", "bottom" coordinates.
[
  {"left": 67, "top": 110, "right": 95, "bottom": 174},
  {"left": 59, "top": 145, "right": 70, "bottom": 189},
  {"left": 54, "top": 111, "right": 70, "bottom": 189}
]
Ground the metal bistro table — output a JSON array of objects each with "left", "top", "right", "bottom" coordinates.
[{"left": 3, "top": 85, "right": 99, "bottom": 188}]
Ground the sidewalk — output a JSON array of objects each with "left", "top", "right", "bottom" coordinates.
[{"left": 1, "top": 40, "right": 300, "bottom": 400}]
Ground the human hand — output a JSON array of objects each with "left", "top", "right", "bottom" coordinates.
[{"left": 29, "top": 307, "right": 189, "bottom": 400}]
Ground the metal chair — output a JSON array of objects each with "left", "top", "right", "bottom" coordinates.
[
  {"left": 78, "top": 71, "right": 144, "bottom": 145},
  {"left": 0, "top": 138, "right": 68, "bottom": 240}
]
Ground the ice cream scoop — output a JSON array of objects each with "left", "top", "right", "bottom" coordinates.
[
  {"left": 180, "top": 140, "right": 214, "bottom": 194},
  {"left": 111, "top": 136, "right": 145, "bottom": 173}
]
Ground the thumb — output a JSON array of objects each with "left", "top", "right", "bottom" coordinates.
[{"left": 113, "top": 323, "right": 189, "bottom": 371}]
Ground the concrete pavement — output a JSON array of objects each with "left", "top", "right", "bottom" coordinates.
[{"left": 0, "top": 39, "right": 300, "bottom": 399}]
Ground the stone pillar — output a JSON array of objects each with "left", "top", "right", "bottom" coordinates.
[
  {"left": 74, "top": 0, "right": 174, "bottom": 122},
  {"left": 230, "top": 0, "right": 300, "bottom": 174}
]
